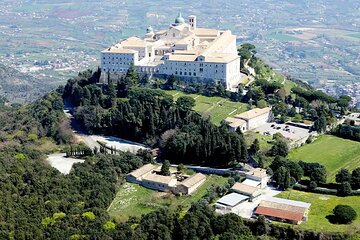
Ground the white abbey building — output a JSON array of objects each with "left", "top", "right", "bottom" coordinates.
[{"left": 101, "top": 13, "right": 242, "bottom": 90}]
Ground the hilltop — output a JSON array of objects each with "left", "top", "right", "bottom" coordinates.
[{"left": 0, "top": 64, "right": 52, "bottom": 102}]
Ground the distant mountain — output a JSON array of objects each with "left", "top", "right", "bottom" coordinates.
[{"left": 0, "top": 64, "right": 52, "bottom": 103}]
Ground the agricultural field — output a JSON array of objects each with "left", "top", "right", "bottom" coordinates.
[
  {"left": 276, "top": 190, "right": 360, "bottom": 234},
  {"left": 165, "top": 90, "right": 249, "bottom": 125},
  {"left": 289, "top": 135, "right": 360, "bottom": 182},
  {"left": 107, "top": 175, "right": 228, "bottom": 222},
  {"left": 268, "top": 33, "right": 301, "bottom": 42}
]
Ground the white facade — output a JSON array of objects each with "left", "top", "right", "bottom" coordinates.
[
  {"left": 101, "top": 14, "right": 242, "bottom": 90},
  {"left": 226, "top": 107, "right": 272, "bottom": 132}
]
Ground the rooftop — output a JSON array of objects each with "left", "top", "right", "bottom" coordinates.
[
  {"left": 128, "top": 164, "right": 157, "bottom": 178},
  {"left": 225, "top": 117, "right": 247, "bottom": 128},
  {"left": 216, "top": 193, "right": 249, "bottom": 207},
  {"left": 102, "top": 47, "right": 137, "bottom": 54},
  {"left": 142, "top": 173, "right": 176, "bottom": 185},
  {"left": 235, "top": 107, "right": 271, "bottom": 121},
  {"left": 246, "top": 168, "right": 268, "bottom": 179},
  {"left": 263, "top": 197, "right": 311, "bottom": 209},
  {"left": 242, "top": 179, "right": 262, "bottom": 187},
  {"left": 121, "top": 36, "right": 148, "bottom": 48},
  {"left": 255, "top": 206, "right": 304, "bottom": 223},
  {"left": 180, "top": 173, "right": 206, "bottom": 188},
  {"left": 231, "top": 182, "right": 259, "bottom": 195}
]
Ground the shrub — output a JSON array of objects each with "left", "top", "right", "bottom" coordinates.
[
  {"left": 332, "top": 205, "right": 357, "bottom": 224},
  {"left": 337, "top": 182, "right": 352, "bottom": 197}
]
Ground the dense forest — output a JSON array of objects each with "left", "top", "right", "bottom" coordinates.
[{"left": 62, "top": 70, "right": 248, "bottom": 167}]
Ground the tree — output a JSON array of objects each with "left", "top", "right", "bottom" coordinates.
[
  {"left": 336, "top": 168, "right": 351, "bottom": 184},
  {"left": 249, "top": 139, "right": 260, "bottom": 155},
  {"left": 256, "top": 99, "right": 267, "bottom": 109},
  {"left": 314, "top": 115, "right": 327, "bottom": 133},
  {"left": 273, "top": 166, "right": 293, "bottom": 189},
  {"left": 352, "top": 168, "right": 360, "bottom": 189},
  {"left": 309, "top": 167, "right": 327, "bottom": 184},
  {"left": 252, "top": 215, "right": 269, "bottom": 236},
  {"left": 161, "top": 160, "right": 171, "bottom": 176},
  {"left": 177, "top": 163, "right": 185, "bottom": 172},
  {"left": 332, "top": 205, "right": 357, "bottom": 224},
  {"left": 269, "top": 138, "right": 288, "bottom": 157},
  {"left": 176, "top": 96, "right": 195, "bottom": 111},
  {"left": 337, "top": 182, "right": 352, "bottom": 197},
  {"left": 166, "top": 75, "right": 177, "bottom": 89}
]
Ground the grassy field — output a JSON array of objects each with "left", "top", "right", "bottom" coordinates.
[
  {"left": 348, "top": 33, "right": 360, "bottom": 39},
  {"left": 165, "top": 90, "right": 249, "bottom": 125},
  {"left": 276, "top": 190, "right": 360, "bottom": 234},
  {"left": 268, "top": 33, "right": 301, "bottom": 42},
  {"left": 289, "top": 135, "right": 360, "bottom": 182},
  {"left": 108, "top": 175, "right": 228, "bottom": 222}
]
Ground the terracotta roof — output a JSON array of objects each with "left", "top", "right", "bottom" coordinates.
[
  {"left": 181, "top": 173, "right": 206, "bottom": 188},
  {"left": 255, "top": 206, "right": 304, "bottom": 222},
  {"left": 128, "top": 164, "right": 157, "bottom": 178},
  {"left": 142, "top": 173, "right": 176, "bottom": 185},
  {"left": 231, "top": 182, "right": 259, "bottom": 195},
  {"left": 235, "top": 107, "right": 271, "bottom": 120},
  {"left": 259, "top": 200, "right": 307, "bottom": 214}
]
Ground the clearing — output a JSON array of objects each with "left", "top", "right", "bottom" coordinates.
[
  {"left": 288, "top": 135, "right": 360, "bottom": 182},
  {"left": 107, "top": 175, "right": 228, "bottom": 222},
  {"left": 276, "top": 190, "right": 360, "bottom": 234},
  {"left": 165, "top": 90, "right": 249, "bottom": 125}
]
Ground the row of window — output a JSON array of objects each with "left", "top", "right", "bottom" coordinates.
[
  {"left": 175, "top": 71, "right": 197, "bottom": 76},
  {"left": 103, "top": 57, "right": 133, "bottom": 61}
]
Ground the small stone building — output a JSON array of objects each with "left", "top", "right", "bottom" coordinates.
[{"left": 177, "top": 173, "right": 206, "bottom": 195}]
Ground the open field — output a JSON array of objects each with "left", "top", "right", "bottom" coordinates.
[
  {"left": 276, "top": 190, "right": 360, "bottom": 233},
  {"left": 107, "top": 175, "right": 228, "bottom": 222},
  {"left": 165, "top": 90, "right": 249, "bottom": 125},
  {"left": 268, "top": 33, "right": 301, "bottom": 42},
  {"left": 289, "top": 135, "right": 360, "bottom": 182}
]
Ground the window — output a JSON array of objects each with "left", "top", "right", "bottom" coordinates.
[
  {"left": 200, "top": 68, "right": 203, "bottom": 72},
  {"left": 189, "top": 72, "right": 192, "bottom": 76},
  {"left": 194, "top": 72, "right": 196, "bottom": 76},
  {"left": 184, "top": 72, "right": 187, "bottom": 75},
  {"left": 180, "top": 71, "right": 182, "bottom": 75},
  {"left": 175, "top": 71, "right": 178, "bottom": 74}
]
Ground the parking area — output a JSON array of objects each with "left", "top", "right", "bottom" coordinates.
[
  {"left": 47, "top": 153, "right": 85, "bottom": 174},
  {"left": 254, "top": 122, "right": 312, "bottom": 144},
  {"left": 90, "top": 135, "right": 149, "bottom": 154}
]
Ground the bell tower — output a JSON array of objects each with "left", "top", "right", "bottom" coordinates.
[{"left": 188, "top": 15, "right": 197, "bottom": 29}]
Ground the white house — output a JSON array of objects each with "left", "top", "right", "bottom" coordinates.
[
  {"left": 101, "top": 13, "right": 242, "bottom": 90},
  {"left": 126, "top": 164, "right": 158, "bottom": 184},
  {"left": 177, "top": 173, "right": 206, "bottom": 195},
  {"left": 226, "top": 107, "right": 272, "bottom": 131},
  {"left": 141, "top": 174, "right": 177, "bottom": 192}
]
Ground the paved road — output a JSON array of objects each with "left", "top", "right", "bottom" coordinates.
[
  {"left": 64, "top": 102, "right": 149, "bottom": 153},
  {"left": 64, "top": 107, "right": 101, "bottom": 150}
]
